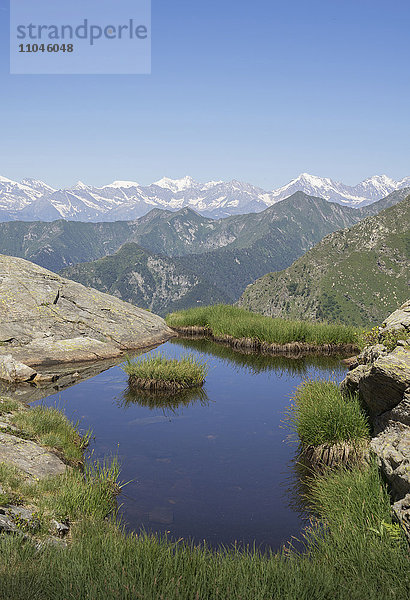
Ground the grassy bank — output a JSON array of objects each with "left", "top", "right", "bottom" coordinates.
[
  {"left": 0, "top": 462, "right": 408, "bottom": 600},
  {"left": 123, "top": 352, "right": 208, "bottom": 390},
  {"left": 0, "top": 397, "right": 90, "bottom": 467},
  {"left": 166, "top": 305, "right": 361, "bottom": 348},
  {"left": 0, "top": 395, "right": 407, "bottom": 598},
  {"left": 0, "top": 396, "right": 119, "bottom": 537}
]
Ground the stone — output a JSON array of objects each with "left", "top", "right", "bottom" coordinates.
[
  {"left": 0, "top": 355, "right": 37, "bottom": 383},
  {"left": 357, "top": 347, "right": 410, "bottom": 417},
  {"left": 380, "top": 299, "right": 410, "bottom": 333},
  {"left": 0, "top": 432, "right": 66, "bottom": 479},
  {"left": 370, "top": 422, "right": 410, "bottom": 499},
  {"left": 0, "top": 514, "right": 17, "bottom": 533},
  {"left": 340, "top": 301, "right": 410, "bottom": 513},
  {"left": 0, "top": 254, "right": 173, "bottom": 371},
  {"left": 358, "top": 344, "right": 388, "bottom": 365},
  {"left": 3, "top": 506, "right": 35, "bottom": 521},
  {"left": 340, "top": 364, "right": 370, "bottom": 396},
  {"left": 393, "top": 494, "right": 410, "bottom": 542},
  {"left": 51, "top": 519, "right": 70, "bottom": 537},
  {"left": 373, "top": 389, "right": 410, "bottom": 429}
]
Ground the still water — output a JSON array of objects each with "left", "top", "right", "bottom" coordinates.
[{"left": 32, "top": 338, "right": 346, "bottom": 551}]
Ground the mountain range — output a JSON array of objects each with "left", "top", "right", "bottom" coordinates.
[
  {"left": 1, "top": 172, "right": 410, "bottom": 221},
  {"left": 238, "top": 197, "right": 410, "bottom": 327},
  {"left": 57, "top": 191, "right": 405, "bottom": 314},
  {"left": 0, "top": 191, "right": 366, "bottom": 273},
  {"left": 0, "top": 191, "right": 371, "bottom": 314}
]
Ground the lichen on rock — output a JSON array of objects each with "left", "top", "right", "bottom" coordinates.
[
  {"left": 0, "top": 254, "right": 173, "bottom": 376},
  {"left": 341, "top": 300, "right": 410, "bottom": 538}
]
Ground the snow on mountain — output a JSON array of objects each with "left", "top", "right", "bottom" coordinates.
[
  {"left": 0, "top": 176, "right": 46, "bottom": 212},
  {"left": 0, "top": 173, "right": 408, "bottom": 221},
  {"left": 153, "top": 176, "right": 199, "bottom": 192},
  {"left": 103, "top": 180, "right": 140, "bottom": 189},
  {"left": 21, "top": 178, "right": 56, "bottom": 195},
  {"left": 269, "top": 173, "right": 408, "bottom": 208}
]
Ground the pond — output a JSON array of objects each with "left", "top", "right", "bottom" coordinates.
[{"left": 32, "top": 337, "right": 347, "bottom": 552}]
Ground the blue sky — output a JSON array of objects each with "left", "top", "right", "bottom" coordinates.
[{"left": 0, "top": 0, "right": 409, "bottom": 189}]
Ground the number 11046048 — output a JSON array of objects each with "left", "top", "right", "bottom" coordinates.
[{"left": 19, "top": 43, "right": 74, "bottom": 53}]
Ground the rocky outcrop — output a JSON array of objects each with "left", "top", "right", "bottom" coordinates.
[
  {"left": 0, "top": 432, "right": 66, "bottom": 479},
  {"left": 381, "top": 300, "right": 410, "bottom": 332},
  {"left": 341, "top": 300, "right": 410, "bottom": 537},
  {"left": 0, "top": 355, "right": 37, "bottom": 383},
  {"left": 0, "top": 254, "right": 173, "bottom": 379}
]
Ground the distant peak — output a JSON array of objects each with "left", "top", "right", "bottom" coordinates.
[
  {"left": 295, "top": 173, "right": 334, "bottom": 184},
  {"left": 21, "top": 178, "right": 55, "bottom": 191},
  {"left": 152, "top": 176, "right": 198, "bottom": 192},
  {"left": 107, "top": 180, "right": 140, "bottom": 188},
  {"left": 72, "top": 180, "right": 89, "bottom": 190},
  {"left": 0, "top": 175, "right": 17, "bottom": 184}
]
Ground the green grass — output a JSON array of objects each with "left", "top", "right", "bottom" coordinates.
[
  {"left": 286, "top": 380, "right": 370, "bottom": 446},
  {"left": 359, "top": 326, "right": 409, "bottom": 352},
  {"left": 0, "top": 457, "right": 121, "bottom": 533},
  {"left": 0, "top": 462, "right": 407, "bottom": 600},
  {"left": 11, "top": 405, "right": 91, "bottom": 466},
  {"left": 166, "top": 304, "right": 361, "bottom": 346},
  {"left": 0, "top": 397, "right": 22, "bottom": 416},
  {"left": 123, "top": 352, "right": 208, "bottom": 390}
]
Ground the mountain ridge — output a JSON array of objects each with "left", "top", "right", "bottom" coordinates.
[
  {"left": 0, "top": 192, "right": 363, "bottom": 273},
  {"left": 1, "top": 171, "right": 409, "bottom": 221},
  {"left": 237, "top": 196, "right": 410, "bottom": 327}
]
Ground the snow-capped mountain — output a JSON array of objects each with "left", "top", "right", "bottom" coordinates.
[
  {"left": 270, "top": 173, "right": 410, "bottom": 207},
  {"left": 0, "top": 176, "right": 52, "bottom": 214},
  {"left": 0, "top": 173, "right": 409, "bottom": 222}
]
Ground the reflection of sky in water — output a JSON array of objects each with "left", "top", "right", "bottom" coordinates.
[{"left": 33, "top": 339, "right": 347, "bottom": 551}]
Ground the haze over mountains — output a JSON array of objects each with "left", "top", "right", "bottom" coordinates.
[{"left": 1, "top": 172, "right": 410, "bottom": 221}]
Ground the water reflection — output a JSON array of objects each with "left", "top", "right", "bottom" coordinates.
[
  {"left": 283, "top": 449, "right": 319, "bottom": 519},
  {"left": 119, "top": 386, "right": 210, "bottom": 414},
  {"left": 172, "top": 337, "right": 347, "bottom": 377}
]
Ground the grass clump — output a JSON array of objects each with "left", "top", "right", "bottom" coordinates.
[
  {"left": 166, "top": 304, "right": 361, "bottom": 346},
  {"left": 286, "top": 380, "right": 370, "bottom": 447},
  {"left": 34, "top": 458, "right": 121, "bottom": 523},
  {"left": 0, "top": 458, "right": 121, "bottom": 532},
  {"left": 0, "top": 397, "right": 21, "bottom": 416},
  {"left": 123, "top": 352, "right": 208, "bottom": 391},
  {"left": 11, "top": 405, "right": 91, "bottom": 466}
]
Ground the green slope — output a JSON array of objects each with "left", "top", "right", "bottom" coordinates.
[
  {"left": 0, "top": 220, "right": 135, "bottom": 272},
  {"left": 238, "top": 196, "right": 410, "bottom": 327},
  {"left": 357, "top": 187, "right": 410, "bottom": 217},
  {"left": 61, "top": 243, "right": 230, "bottom": 316}
]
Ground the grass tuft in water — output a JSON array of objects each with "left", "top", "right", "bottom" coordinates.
[
  {"left": 286, "top": 379, "right": 370, "bottom": 446},
  {"left": 166, "top": 304, "right": 361, "bottom": 346},
  {"left": 123, "top": 352, "right": 208, "bottom": 390}
]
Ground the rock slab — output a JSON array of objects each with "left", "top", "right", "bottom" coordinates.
[
  {"left": 0, "top": 254, "right": 173, "bottom": 370},
  {"left": 0, "top": 432, "right": 66, "bottom": 479}
]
